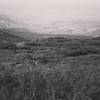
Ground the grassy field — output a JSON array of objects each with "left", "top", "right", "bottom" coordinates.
[
  {"left": 0, "top": 50, "right": 15, "bottom": 62},
  {"left": 0, "top": 37, "right": 100, "bottom": 100}
]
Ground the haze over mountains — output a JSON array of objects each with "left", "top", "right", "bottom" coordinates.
[
  {"left": 0, "top": 15, "right": 100, "bottom": 40},
  {"left": 0, "top": 15, "right": 45, "bottom": 40},
  {"left": 0, "top": 0, "right": 100, "bottom": 38},
  {"left": 33, "top": 20, "right": 100, "bottom": 37}
]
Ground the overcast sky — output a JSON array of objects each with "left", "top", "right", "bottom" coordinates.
[{"left": 0, "top": 0, "right": 100, "bottom": 25}]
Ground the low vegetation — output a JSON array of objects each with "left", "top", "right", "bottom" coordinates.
[{"left": 0, "top": 36, "right": 100, "bottom": 100}]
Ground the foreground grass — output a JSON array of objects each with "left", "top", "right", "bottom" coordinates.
[{"left": 0, "top": 37, "right": 100, "bottom": 100}]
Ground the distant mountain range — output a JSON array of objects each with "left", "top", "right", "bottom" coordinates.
[
  {"left": 0, "top": 15, "right": 45, "bottom": 40},
  {"left": 0, "top": 15, "right": 100, "bottom": 42},
  {"left": 0, "top": 15, "right": 27, "bottom": 48},
  {"left": 34, "top": 20, "right": 100, "bottom": 37}
]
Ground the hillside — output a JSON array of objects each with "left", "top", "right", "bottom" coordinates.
[
  {"left": 0, "top": 15, "right": 50, "bottom": 40},
  {"left": 1, "top": 28, "right": 49, "bottom": 40},
  {"left": 0, "top": 36, "right": 100, "bottom": 100},
  {"left": 0, "top": 28, "right": 26, "bottom": 62},
  {"left": 0, "top": 29, "right": 25, "bottom": 47},
  {"left": 0, "top": 15, "right": 100, "bottom": 100}
]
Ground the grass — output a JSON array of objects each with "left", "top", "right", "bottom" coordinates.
[{"left": 0, "top": 37, "right": 100, "bottom": 100}]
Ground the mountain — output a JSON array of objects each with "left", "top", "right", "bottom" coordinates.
[
  {"left": 1, "top": 15, "right": 100, "bottom": 41},
  {"left": 87, "top": 29, "right": 100, "bottom": 37},
  {"left": 0, "top": 15, "right": 26, "bottom": 48},
  {"left": 0, "top": 15, "right": 73, "bottom": 40},
  {"left": 0, "top": 15, "right": 26, "bottom": 44},
  {"left": 30, "top": 20, "right": 100, "bottom": 37},
  {"left": 0, "top": 15, "right": 49, "bottom": 40},
  {"left": 0, "top": 15, "right": 22, "bottom": 28}
]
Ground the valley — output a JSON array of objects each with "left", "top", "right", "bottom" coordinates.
[{"left": 0, "top": 16, "right": 100, "bottom": 100}]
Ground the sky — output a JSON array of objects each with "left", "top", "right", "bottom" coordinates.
[{"left": 0, "top": 0, "right": 100, "bottom": 25}]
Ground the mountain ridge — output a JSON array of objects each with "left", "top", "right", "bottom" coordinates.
[{"left": 0, "top": 15, "right": 100, "bottom": 41}]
